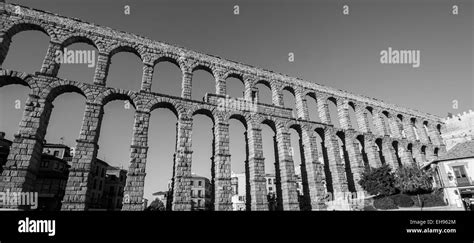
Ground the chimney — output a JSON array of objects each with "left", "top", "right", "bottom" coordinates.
[{"left": 0, "top": 132, "right": 4, "bottom": 139}]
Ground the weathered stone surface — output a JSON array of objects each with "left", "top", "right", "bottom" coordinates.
[{"left": 0, "top": 3, "right": 447, "bottom": 211}]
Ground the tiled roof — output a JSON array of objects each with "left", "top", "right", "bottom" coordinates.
[{"left": 436, "top": 140, "right": 474, "bottom": 162}]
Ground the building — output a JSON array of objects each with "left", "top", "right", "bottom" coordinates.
[
  {"left": 151, "top": 191, "right": 171, "bottom": 211},
  {"left": 0, "top": 132, "right": 12, "bottom": 174},
  {"left": 190, "top": 174, "right": 212, "bottom": 211},
  {"left": 428, "top": 140, "right": 474, "bottom": 209},
  {"left": 442, "top": 110, "right": 474, "bottom": 150},
  {"left": 102, "top": 166, "right": 127, "bottom": 211},
  {"left": 36, "top": 143, "right": 73, "bottom": 210},
  {"left": 88, "top": 158, "right": 109, "bottom": 209},
  {"left": 232, "top": 172, "right": 305, "bottom": 211},
  {"left": 231, "top": 172, "right": 246, "bottom": 211}
]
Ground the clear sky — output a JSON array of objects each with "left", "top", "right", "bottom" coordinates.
[{"left": 0, "top": 0, "right": 472, "bottom": 202}]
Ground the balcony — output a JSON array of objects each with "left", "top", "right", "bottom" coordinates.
[{"left": 456, "top": 177, "right": 473, "bottom": 187}]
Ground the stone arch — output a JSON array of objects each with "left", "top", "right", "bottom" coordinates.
[
  {"left": 281, "top": 86, "right": 296, "bottom": 117},
  {"left": 347, "top": 101, "right": 359, "bottom": 130},
  {"left": 228, "top": 113, "right": 249, "bottom": 130},
  {"left": 192, "top": 108, "right": 216, "bottom": 124},
  {"left": 150, "top": 55, "right": 183, "bottom": 96},
  {"left": 356, "top": 135, "right": 369, "bottom": 168},
  {"left": 108, "top": 45, "right": 144, "bottom": 61},
  {"left": 365, "top": 107, "right": 375, "bottom": 134},
  {"left": 95, "top": 89, "right": 139, "bottom": 110},
  {"left": 254, "top": 79, "right": 272, "bottom": 105},
  {"left": 149, "top": 100, "right": 181, "bottom": 120},
  {"left": 304, "top": 91, "right": 321, "bottom": 123},
  {"left": 1, "top": 22, "right": 52, "bottom": 70},
  {"left": 436, "top": 124, "right": 442, "bottom": 135},
  {"left": 224, "top": 72, "right": 245, "bottom": 98},
  {"left": 60, "top": 35, "right": 102, "bottom": 52},
  {"left": 410, "top": 117, "right": 419, "bottom": 140},
  {"left": 392, "top": 140, "right": 402, "bottom": 167},
  {"left": 190, "top": 63, "right": 216, "bottom": 101},
  {"left": 191, "top": 63, "right": 216, "bottom": 77},
  {"left": 420, "top": 145, "right": 427, "bottom": 162},
  {"left": 381, "top": 110, "right": 391, "bottom": 136},
  {"left": 422, "top": 120, "right": 432, "bottom": 142},
  {"left": 42, "top": 81, "right": 92, "bottom": 103},
  {"left": 0, "top": 71, "right": 34, "bottom": 89},
  {"left": 434, "top": 147, "right": 439, "bottom": 157},
  {"left": 375, "top": 138, "right": 385, "bottom": 165},
  {"left": 327, "top": 96, "right": 340, "bottom": 128},
  {"left": 3, "top": 22, "right": 52, "bottom": 40}
]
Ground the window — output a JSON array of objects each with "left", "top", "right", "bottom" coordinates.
[
  {"left": 198, "top": 180, "right": 202, "bottom": 187},
  {"left": 99, "top": 181, "right": 103, "bottom": 191},
  {"left": 190, "top": 190, "right": 194, "bottom": 197},
  {"left": 269, "top": 186, "right": 273, "bottom": 191},
  {"left": 101, "top": 168, "right": 105, "bottom": 178},
  {"left": 53, "top": 150, "right": 59, "bottom": 157},
  {"left": 93, "top": 179, "right": 97, "bottom": 190},
  {"left": 198, "top": 190, "right": 202, "bottom": 197},
  {"left": 40, "top": 160, "right": 49, "bottom": 168},
  {"left": 268, "top": 178, "right": 271, "bottom": 184},
  {"left": 452, "top": 166, "right": 467, "bottom": 178},
  {"left": 190, "top": 180, "right": 194, "bottom": 186},
  {"left": 197, "top": 199, "right": 201, "bottom": 207}
]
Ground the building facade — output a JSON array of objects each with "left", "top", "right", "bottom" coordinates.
[
  {"left": 102, "top": 166, "right": 127, "bottom": 211},
  {"left": 0, "top": 132, "right": 12, "bottom": 174},
  {"left": 190, "top": 174, "right": 212, "bottom": 211},
  {"left": 429, "top": 140, "right": 474, "bottom": 209},
  {"left": 37, "top": 144, "right": 72, "bottom": 211}
]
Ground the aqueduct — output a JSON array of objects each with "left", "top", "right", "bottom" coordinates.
[{"left": 0, "top": 3, "right": 446, "bottom": 211}]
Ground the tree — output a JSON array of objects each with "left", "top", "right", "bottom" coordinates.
[
  {"left": 394, "top": 165, "right": 434, "bottom": 209},
  {"left": 358, "top": 164, "right": 398, "bottom": 197},
  {"left": 145, "top": 198, "right": 166, "bottom": 211}
]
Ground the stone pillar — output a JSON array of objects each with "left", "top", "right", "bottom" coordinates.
[
  {"left": 316, "top": 95, "right": 331, "bottom": 124},
  {"left": 271, "top": 83, "right": 283, "bottom": 106},
  {"left": 388, "top": 115, "right": 402, "bottom": 138},
  {"left": 62, "top": 102, "right": 103, "bottom": 211},
  {"left": 295, "top": 88, "right": 307, "bottom": 119},
  {"left": 0, "top": 31, "right": 11, "bottom": 66},
  {"left": 301, "top": 128, "right": 327, "bottom": 210},
  {"left": 215, "top": 69, "right": 226, "bottom": 96},
  {"left": 416, "top": 121, "right": 430, "bottom": 144},
  {"left": 324, "top": 127, "right": 349, "bottom": 195},
  {"left": 373, "top": 110, "right": 389, "bottom": 137},
  {"left": 172, "top": 116, "right": 193, "bottom": 210},
  {"left": 0, "top": 94, "right": 52, "bottom": 209},
  {"left": 275, "top": 125, "right": 300, "bottom": 210},
  {"left": 355, "top": 105, "right": 370, "bottom": 133},
  {"left": 402, "top": 118, "right": 416, "bottom": 141},
  {"left": 337, "top": 99, "right": 351, "bottom": 130},
  {"left": 181, "top": 71, "right": 192, "bottom": 99},
  {"left": 382, "top": 138, "right": 399, "bottom": 170},
  {"left": 140, "top": 62, "right": 154, "bottom": 92},
  {"left": 93, "top": 52, "right": 110, "bottom": 86},
  {"left": 243, "top": 76, "right": 253, "bottom": 101},
  {"left": 412, "top": 144, "right": 424, "bottom": 166},
  {"left": 364, "top": 134, "right": 382, "bottom": 168},
  {"left": 213, "top": 121, "right": 232, "bottom": 211},
  {"left": 247, "top": 124, "right": 268, "bottom": 211},
  {"left": 399, "top": 142, "right": 413, "bottom": 166},
  {"left": 428, "top": 123, "right": 443, "bottom": 146},
  {"left": 39, "top": 41, "right": 61, "bottom": 76},
  {"left": 122, "top": 110, "right": 150, "bottom": 211},
  {"left": 343, "top": 130, "right": 365, "bottom": 193}
]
